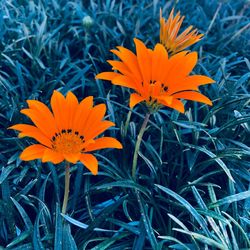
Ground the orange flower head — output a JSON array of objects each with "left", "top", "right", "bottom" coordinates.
[
  {"left": 96, "top": 38, "right": 214, "bottom": 113},
  {"left": 160, "top": 8, "right": 203, "bottom": 55},
  {"left": 9, "top": 91, "right": 122, "bottom": 175}
]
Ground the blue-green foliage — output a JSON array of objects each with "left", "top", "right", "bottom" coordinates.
[{"left": 0, "top": 0, "right": 249, "bottom": 249}]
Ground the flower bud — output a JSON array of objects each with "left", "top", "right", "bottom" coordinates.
[{"left": 82, "top": 16, "right": 94, "bottom": 29}]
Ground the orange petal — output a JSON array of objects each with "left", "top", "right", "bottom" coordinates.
[
  {"left": 83, "top": 104, "right": 106, "bottom": 136},
  {"left": 170, "top": 15, "right": 184, "bottom": 41},
  {"left": 157, "top": 95, "right": 173, "bottom": 105},
  {"left": 176, "top": 26, "right": 194, "bottom": 41},
  {"left": 26, "top": 100, "right": 57, "bottom": 136},
  {"left": 112, "top": 46, "right": 142, "bottom": 83},
  {"left": 51, "top": 90, "right": 68, "bottom": 132},
  {"left": 152, "top": 44, "right": 168, "bottom": 81},
  {"left": 63, "top": 153, "right": 81, "bottom": 164},
  {"left": 20, "top": 109, "right": 55, "bottom": 139},
  {"left": 42, "top": 148, "right": 64, "bottom": 164},
  {"left": 85, "top": 121, "right": 115, "bottom": 140},
  {"left": 85, "top": 137, "right": 123, "bottom": 152},
  {"left": 80, "top": 153, "right": 98, "bottom": 175},
  {"left": 66, "top": 91, "right": 78, "bottom": 128},
  {"left": 158, "top": 98, "right": 185, "bottom": 113},
  {"left": 168, "top": 75, "right": 215, "bottom": 95},
  {"left": 9, "top": 124, "right": 52, "bottom": 147},
  {"left": 172, "top": 91, "right": 212, "bottom": 105},
  {"left": 107, "top": 60, "right": 131, "bottom": 76},
  {"left": 112, "top": 75, "right": 136, "bottom": 89},
  {"left": 129, "top": 93, "right": 145, "bottom": 109},
  {"left": 107, "top": 61, "right": 142, "bottom": 91},
  {"left": 73, "top": 96, "right": 93, "bottom": 133},
  {"left": 164, "top": 51, "right": 188, "bottom": 83},
  {"left": 20, "top": 144, "right": 46, "bottom": 161},
  {"left": 183, "top": 75, "right": 215, "bottom": 86},
  {"left": 181, "top": 52, "right": 198, "bottom": 76},
  {"left": 95, "top": 72, "right": 120, "bottom": 81},
  {"left": 134, "top": 38, "right": 151, "bottom": 85},
  {"left": 165, "top": 52, "right": 197, "bottom": 84},
  {"left": 92, "top": 104, "right": 107, "bottom": 120},
  {"left": 170, "top": 99, "right": 185, "bottom": 113}
]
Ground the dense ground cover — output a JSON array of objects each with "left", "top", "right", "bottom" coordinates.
[{"left": 0, "top": 0, "right": 249, "bottom": 249}]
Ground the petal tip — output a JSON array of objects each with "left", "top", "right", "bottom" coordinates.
[
  {"left": 95, "top": 73, "right": 101, "bottom": 79},
  {"left": 91, "top": 169, "right": 98, "bottom": 175},
  {"left": 115, "top": 140, "right": 123, "bottom": 149}
]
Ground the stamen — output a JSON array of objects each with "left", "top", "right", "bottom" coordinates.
[{"left": 51, "top": 129, "right": 85, "bottom": 154}]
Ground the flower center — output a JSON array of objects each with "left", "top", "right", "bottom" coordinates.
[
  {"left": 145, "top": 80, "right": 169, "bottom": 112},
  {"left": 148, "top": 80, "right": 168, "bottom": 100},
  {"left": 51, "top": 129, "right": 85, "bottom": 154}
]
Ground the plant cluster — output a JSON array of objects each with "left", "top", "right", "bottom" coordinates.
[{"left": 0, "top": 0, "right": 249, "bottom": 249}]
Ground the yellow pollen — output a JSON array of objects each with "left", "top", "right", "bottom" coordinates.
[{"left": 52, "top": 130, "right": 85, "bottom": 154}]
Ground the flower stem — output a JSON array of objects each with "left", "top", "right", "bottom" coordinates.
[
  {"left": 132, "top": 112, "right": 150, "bottom": 180},
  {"left": 62, "top": 161, "right": 70, "bottom": 214},
  {"left": 122, "top": 110, "right": 132, "bottom": 138}
]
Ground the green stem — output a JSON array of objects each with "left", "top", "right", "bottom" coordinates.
[
  {"left": 123, "top": 110, "right": 132, "bottom": 138},
  {"left": 62, "top": 161, "right": 70, "bottom": 214},
  {"left": 132, "top": 112, "right": 150, "bottom": 180}
]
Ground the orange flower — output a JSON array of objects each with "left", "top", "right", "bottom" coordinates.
[
  {"left": 9, "top": 91, "right": 122, "bottom": 175},
  {"left": 96, "top": 38, "right": 214, "bottom": 113},
  {"left": 160, "top": 8, "right": 203, "bottom": 55}
]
